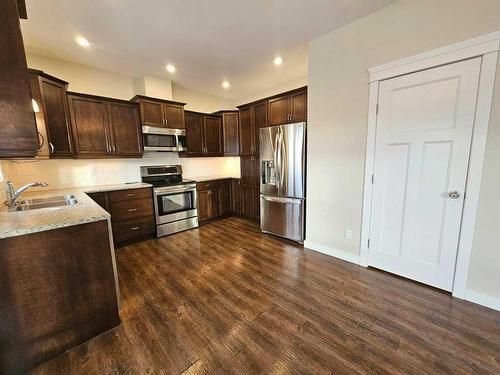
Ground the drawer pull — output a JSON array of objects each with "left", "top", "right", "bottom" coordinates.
[
  {"left": 126, "top": 193, "right": 135, "bottom": 197},
  {"left": 130, "top": 226, "right": 141, "bottom": 231},
  {"left": 128, "top": 208, "right": 138, "bottom": 212}
]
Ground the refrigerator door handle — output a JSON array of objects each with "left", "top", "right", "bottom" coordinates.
[
  {"left": 273, "top": 132, "right": 280, "bottom": 190},
  {"left": 261, "top": 195, "right": 302, "bottom": 205}
]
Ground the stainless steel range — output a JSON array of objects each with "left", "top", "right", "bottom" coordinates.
[{"left": 140, "top": 165, "right": 198, "bottom": 237}]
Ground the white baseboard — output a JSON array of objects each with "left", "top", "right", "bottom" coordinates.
[
  {"left": 303, "top": 240, "right": 360, "bottom": 265},
  {"left": 465, "top": 289, "right": 500, "bottom": 312}
]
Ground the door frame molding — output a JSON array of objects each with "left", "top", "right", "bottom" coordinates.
[{"left": 360, "top": 31, "right": 500, "bottom": 299}]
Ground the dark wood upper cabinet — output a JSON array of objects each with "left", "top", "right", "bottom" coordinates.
[
  {"left": 164, "top": 103, "right": 185, "bottom": 129},
  {"left": 203, "top": 115, "right": 223, "bottom": 155},
  {"left": 238, "top": 101, "right": 267, "bottom": 156},
  {"left": 239, "top": 106, "right": 253, "bottom": 156},
  {"left": 138, "top": 99, "right": 163, "bottom": 127},
  {"left": 67, "top": 94, "right": 111, "bottom": 158},
  {"left": 252, "top": 101, "right": 267, "bottom": 155},
  {"left": 0, "top": 0, "right": 38, "bottom": 158},
  {"left": 290, "top": 90, "right": 307, "bottom": 122},
  {"left": 131, "top": 96, "right": 185, "bottom": 129},
  {"left": 213, "top": 111, "right": 239, "bottom": 156},
  {"left": 29, "top": 70, "right": 73, "bottom": 158},
  {"left": 268, "top": 95, "right": 290, "bottom": 126},
  {"left": 185, "top": 111, "right": 223, "bottom": 157},
  {"left": 68, "top": 93, "right": 142, "bottom": 158},
  {"left": 107, "top": 101, "right": 142, "bottom": 157},
  {"left": 185, "top": 111, "right": 203, "bottom": 154},
  {"left": 267, "top": 87, "right": 307, "bottom": 126}
]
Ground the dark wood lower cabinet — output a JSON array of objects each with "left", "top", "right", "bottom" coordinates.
[
  {"left": 87, "top": 187, "right": 154, "bottom": 246},
  {"left": 241, "top": 184, "right": 256, "bottom": 218},
  {"left": 0, "top": 220, "right": 120, "bottom": 374},
  {"left": 232, "top": 179, "right": 242, "bottom": 215},
  {"left": 196, "top": 180, "right": 222, "bottom": 222}
]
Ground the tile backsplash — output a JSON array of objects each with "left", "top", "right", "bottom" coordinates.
[{"left": 2, "top": 154, "right": 240, "bottom": 192}]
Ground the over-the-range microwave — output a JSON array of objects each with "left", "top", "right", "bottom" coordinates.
[{"left": 142, "top": 126, "right": 187, "bottom": 152}]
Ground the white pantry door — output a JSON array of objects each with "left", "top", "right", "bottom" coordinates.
[{"left": 369, "top": 58, "right": 481, "bottom": 291}]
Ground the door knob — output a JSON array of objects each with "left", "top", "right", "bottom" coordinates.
[{"left": 448, "top": 191, "right": 461, "bottom": 199}]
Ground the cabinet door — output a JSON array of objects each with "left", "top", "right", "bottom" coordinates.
[
  {"left": 164, "top": 103, "right": 185, "bottom": 129},
  {"left": 210, "top": 187, "right": 221, "bottom": 218},
  {"left": 241, "top": 185, "right": 255, "bottom": 218},
  {"left": 231, "top": 179, "right": 242, "bottom": 215},
  {"left": 138, "top": 99, "right": 164, "bottom": 127},
  {"left": 252, "top": 156, "right": 261, "bottom": 187},
  {"left": 220, "top": 179, "right": 232, "bottom": 215},
  {"left": 239, "top": 106, "right": 252, "bottom": 155},
  {"left": 38, "top": 77, "right": 73, "bottom": 158},
  {"left": 268, "top": 95, "right": 290, "bottom": 126},
  {"left": 223, "top": 112, "right": 239, "bottom": 155},
  {"left": 0, "top": 0, "right": 38, "bottom": 158},
  {"left": 252, "top": 101, "right": 267, "bottom": 155},
  {"left": 240, "top": 156, "right": 254, "bottom": 186},
  {"left": 253, "top": 186, "right": 260, "bottom": 220},
  {"left": 203, "top": 116, "right": 223, "bottom": 155},
  {"left": 107, "top": 101, "right": 142, "bottom": 157},
  {"left": 197, "top": 190, "right": 210, "bottom": 222},
  {"left": 185, "top": 112, "right": 203, "bottom": 154},
  {"left": 290, "top": 90, "right": 307, "bottom": 122},
  {"left": 68, "top": 94, "right": 111, "bottom": 157}
]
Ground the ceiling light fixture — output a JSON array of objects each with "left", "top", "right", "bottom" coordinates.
[
  {"left": 76, "top": 36, "right": 90, "bottom": 47},
  {"left": 274, "top": 56, "right": 283, "bottom": 66},
  {"left": 166, "top": 64, "right": 176, "bottom": 73},
  {"left": 222, "top": 81, "right": 230, "bottom": 89}
]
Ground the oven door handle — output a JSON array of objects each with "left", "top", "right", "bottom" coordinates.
[{"left": 154, "top": 187, "right": 197, "bottom": 195}]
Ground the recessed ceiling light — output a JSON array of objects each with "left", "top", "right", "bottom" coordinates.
[
  {"left": 76, "top": 36, "right": 90, "bottom": 47},
  {"left": 222, "top": 81, "right": 230, "bottom": 89},
  {"left": 166, "top": 64, "right": 176, "bottom": 73},
  {"left": 274, "top": 56, "right": 283, "bottom": 66}
]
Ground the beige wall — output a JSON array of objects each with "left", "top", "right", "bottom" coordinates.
[
  {"left": 172, "top": 83, "right": 235, "bottom": 113},
  {"left": 306, "top": 0, "right": 500, "bottom": 301},
  {"left": 234, "top": 76, "right": 308, "bottom": 106}
]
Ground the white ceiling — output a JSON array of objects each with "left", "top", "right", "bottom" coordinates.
[{"left": 21, "top": 0, "right": 395, "bottom": 101}]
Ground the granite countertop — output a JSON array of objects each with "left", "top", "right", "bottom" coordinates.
[
  {"left": 0, "top": 182, "right": 152, "bottom": 239},
  {"left": 186, "top": 175, "right": 240, "bottom": 182}
]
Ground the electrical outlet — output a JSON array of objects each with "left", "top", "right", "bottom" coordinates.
[
  {"left": 90, "top": 168, "right": 97, "bottom": 177},
  {"left": 344, "top": 229, "right": 353, "bottom": 240}
]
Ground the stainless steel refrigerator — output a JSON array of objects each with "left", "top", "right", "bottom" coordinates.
[{"left": 260, "top": 122, "right": 306, "bottom": 243}]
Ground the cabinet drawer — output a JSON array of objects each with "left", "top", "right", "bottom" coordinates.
[
  {"left": 108, "top": 187, "right": 151, "bottom": 203},
  {"left": 112, "top": 216, "right": 154, "bottom": 243},
  {"left": 110, "top": 198, "right": 153, "bottom": 222},
  {"left": 196, "top": 180, "right": 221, "bottom": 191}
]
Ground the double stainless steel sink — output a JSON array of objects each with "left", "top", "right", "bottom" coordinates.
[{"left": 14, "top": 195, "right": 78, "bottom": 211}]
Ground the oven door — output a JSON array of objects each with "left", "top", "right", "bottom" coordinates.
[{"left": 154, "top": 186, "right": 198, "bottom": 225}]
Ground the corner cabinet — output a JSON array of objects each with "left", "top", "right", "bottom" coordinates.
[
  {"left": 185, "top": 111, "right": 223, "bottom": 157},
  {"left": 213, "top": 110, "right": 239, "bottom": 156},
  {"left": 131, "top": 96, "right": 186, "bottom": 129},
  {"left": 67, "top": 93, "right": 142, "bottom": 158},
  {"left": 0, "top": 0, "right": 38, "bottom": 158}
]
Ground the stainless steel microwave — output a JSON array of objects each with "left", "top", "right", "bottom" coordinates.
[{"left": 142, "top": 126, "right": 187, "bottom": 152}]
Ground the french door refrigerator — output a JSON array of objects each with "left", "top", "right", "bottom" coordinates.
[{"left": 260, "top": 122, "right": 306, "bottom": 243}]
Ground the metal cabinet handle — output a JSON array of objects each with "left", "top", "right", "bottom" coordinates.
[
  {"left": 449, "top": 191, "right": 461, "bottom": 199},
  {"left": 126, "top": 193, "right": 135, "bottom": 197},
  {"left": 130, "top": 226, "right": 141, "bottom": 231},
  {"left": 49, "top": 142, "right": 55, "bottom": 154},
  {"left": 128, "top": 208, "right": 137, "bottom": 212}
]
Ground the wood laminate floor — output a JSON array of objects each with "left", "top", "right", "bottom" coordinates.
[{"left": 31, "top": 217, "right": 500, "bottom": 374}]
